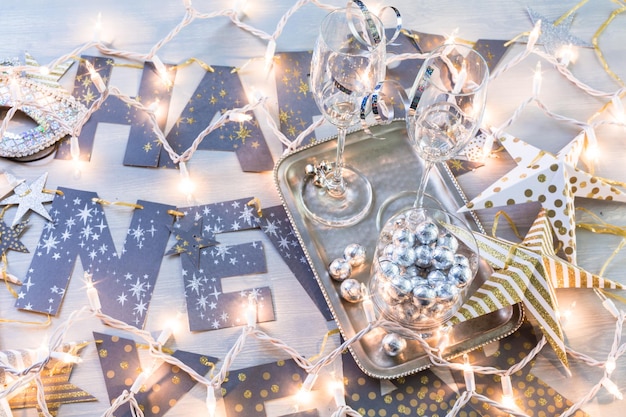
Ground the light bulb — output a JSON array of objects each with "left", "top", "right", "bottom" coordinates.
[
  {"left": 462, "top": 354, "right": 475, "bottom": 392},
  {"left": 229, "top": 111, "right": 252, "bottom": 123},
  {"left": 328, "top": 377, "right": 345, "bottom": 407},
  {"left": 85, "top": 60, "right": 106, "bottom": 93},
  {"left": 178, "top": 162, "right": 196, "bottom": 197},
  {"left": 152, "top": 56, "right": 172, "bottom": 88},
  {"left": 532, "top": 61, "right": 542, "bottom": 97},
  {"left": 606, "top": 357, "right": 616, "bottom": 375},
  {"left": 360, "top": 283, "right": 376, "bottom": 323},
  {"left": 245, "top": 294, "right": 257, "bottom": 327},
  {"left": 556, "top": 44, "right": 577, "bottom": 67},
  {"left": 264, "top": 40, "right": 277, "bottom": 72},
  {"left": 527, "top": 20, "right": 541, "bottom": 50},
  {"left": 94, "top": 12, "right": 102, "bottom": 42},
  {"left": 232, "top": 0, "right": 248, "bottom": 18},
  {"left": 602, "top": 377, "right": 623, "bottom": 400}
]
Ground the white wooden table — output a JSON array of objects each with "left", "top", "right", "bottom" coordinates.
[{"left": 1, "top": 0, "right": 625, "bottom": 416}]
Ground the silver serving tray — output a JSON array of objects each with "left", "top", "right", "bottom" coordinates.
[{"left": 274, "top": 120, "right": 523, "bottom": 378}]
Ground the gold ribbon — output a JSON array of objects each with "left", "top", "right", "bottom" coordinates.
[
  {"left": 1, "top": 254, "right": 19, "bottom": 298},
  {"left": 592, "top": 4, "right": 626, "bottom": 87},
  {"left": 247, "top": 197, "right": 263, "bottom": 218},
  {"left": 308, "top": 328, "right": 341, "bottom": 362},
  {"left": 576, "top": 207, "right": 626, "bottom": 275},
  {"left": 91, "top": 197, "right": 143, "bottom": 210}
]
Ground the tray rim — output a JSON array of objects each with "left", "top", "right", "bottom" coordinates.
[{"left": 272, "top": 119, "right": 525, "bottom": 379}]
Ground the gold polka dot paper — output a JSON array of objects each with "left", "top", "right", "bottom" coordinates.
[
  {"left": 94, "top": 332, "right": 216, "bottom": 417},
  {"left": 221, "top": 359, "right": 312, "bottom": 416},
  {"left": 460, "top": 131, "right": 626, "bottom": 265},
  {"left": 341, "top": 350, "right": 478, "bottom": 417},
  {"left": 457, "top": 322, "right": 588, "bottom": 417}
]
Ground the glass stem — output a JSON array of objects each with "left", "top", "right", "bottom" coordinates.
[
  {"left": 413, "top": 160, "right": 434, "bottom": 208},
  {"left": 326, "top": 126, "right": 347, "bottom": 197}
]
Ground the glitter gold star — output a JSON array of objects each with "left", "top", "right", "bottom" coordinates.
[{"left": 449, "top": 208, "right": 624, "bottom": 367}]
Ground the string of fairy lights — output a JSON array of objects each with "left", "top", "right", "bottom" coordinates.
[{"left": 1, "top": 0, "right": 626, "bottom": 416}]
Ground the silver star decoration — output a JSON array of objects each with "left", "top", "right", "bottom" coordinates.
[
  {"left": 0, "top": 172, "right": 54, "bottom": 226},
  {"left": 527, "top": 7, "right": 592, "bottom": 55}
]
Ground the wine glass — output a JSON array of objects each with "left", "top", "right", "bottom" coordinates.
[
  {"left": 302, "top": 8, "right": 386, "bottom": 227},
  {"left": 407, "top": 43, "right": 489, "bottom": 209}
]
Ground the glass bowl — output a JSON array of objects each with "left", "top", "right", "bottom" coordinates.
[{"left": 369, "top": 207, "right": 479, "bottom": 333}]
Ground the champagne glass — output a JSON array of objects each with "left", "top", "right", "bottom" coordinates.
[
  {"left": 302, "top": 8, "right": 386, "bottom": 227},
  {"left": 408, "top": 43, "right": 489, "bottom": 208}
]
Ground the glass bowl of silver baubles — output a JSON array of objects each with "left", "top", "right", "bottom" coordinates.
[{"left": 369, "top": 206, "right": 479, "bottom": 333}]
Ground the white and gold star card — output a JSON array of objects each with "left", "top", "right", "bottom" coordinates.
[{"left": 459, "top": 131, "right": 626, "bottom": 264}]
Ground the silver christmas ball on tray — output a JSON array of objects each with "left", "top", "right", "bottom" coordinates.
[
  {"left": 381, "top": 333, "right": 407, "bottom": 357},
  {"left": 437, "top": 231, "right": 459, "bottom": 252},
  {"left": 344, "top": 243, "right": 367, "bottom": 267},
  {"left": 328, "top": 258, "right": 351, "bottom": 281},
  {"left": 448, "top": 264, "right": 473, "bottom": 287},
  {"left": 340, "top": 278, "right": 363, "bottom": 303}
]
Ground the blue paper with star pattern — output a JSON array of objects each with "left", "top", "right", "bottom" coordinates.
[
  {"left": 261, "top": 205, "right": 331, "bottom": 321},
  {"left": 172, "top": 198, "right": 274, "bottom": 331},
  {"left": 57, "top": 56, "right": 175, "bottom": 167},
  {"left": 162, "top": 65, "right": 274, "bottom": 172},
  {"left": 15, "top": 187, "right": 175, "bottom": 328}
]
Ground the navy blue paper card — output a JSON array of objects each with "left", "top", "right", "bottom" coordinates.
[
  {"left": 94, "top": 332, "right": 217, "bottom": 417},
  {"left": 341, "top": 348, "right": 479, "bottom": 416},
  {"left": 473, "top": 38, "right": 510, "bottom": 72},
  {"left": 222, "top": 359, "right": 316, "bottom": 417},
  {"left": 172, "top": 198, "right": 274, "bottom": 331},
  {"left": 163, "top": 65, "right": 274, "bottom": 172},
  {"left": 175, "top": 197, "right": 261, "bottom": 237},
  {"left": 182, "top": 242, "right": 274, "bottom": 331},
  {"left": 261, "top": 205, "right": 331, "bottom": 321},
  {"left": 450, "top": 322, "right": 588, "bottom": 417},
  {"left": 15, "top": 188, "right": 175, "bottom": 329},
  {"left": 58, "top": 56, "right": 175, "bottom": 167},
  {"left": 274, "top": 51, "right": 319, "bottom": 147}
]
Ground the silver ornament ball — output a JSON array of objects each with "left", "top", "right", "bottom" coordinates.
[
  {"left": 415, "top": 221, "right": 439, "bottom": 245},
  {"left": 432, "top": 246, "right": 454, "bottom": 270},
  {"left": 413, "top": 245, "right": 433, "bottom": 268},
  {"left": 391, "top": 246, "right": 417, "bottom": 267},
  {"left": 437, "top": 231, "right": 459, "bottom": 252},
  {"left": 426, "top": 269, "right": 447, "bottom": 286},
  {"left": 328, "top": 258, "right": 351, "bottom": 281},
  {"left": 340, "top": 278, "right": 363, "bottom": 303},
  {"left": 378, "top": 259, "right": 401, "bottom": 281},
  {"left": 392, "top": 227, "right": 415, "bottom": 248},
  {"left": 453, "top": 253, "right": 470, "bottom": 268},
  {"left": 344, "top": 243, "right": 367, "bottom": 267},
  {"left": 412, "top": 284, "right": 436, "bottom": 308},
  {"left": 448, "top": 264, "right": 473, "bottom": 287},
  {"left": 381, "top": 333, "right": 407, "bottom": 357}
]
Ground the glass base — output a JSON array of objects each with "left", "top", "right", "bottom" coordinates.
[
  {"left": 301, "top": 165, "right": 372, "bottom": 227},
  {"left": 374, "top": 191, "right": 443, "bottom": 231}
]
